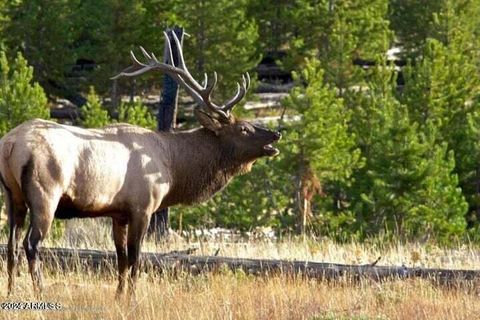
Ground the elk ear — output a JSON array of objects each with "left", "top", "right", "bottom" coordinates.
[{"left": 194, "top": 108, "right": 223, "bottom": 133}]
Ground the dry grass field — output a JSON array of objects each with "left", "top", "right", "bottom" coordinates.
[{"left": 0, "top": 219, "right": 479, "bottom": 320}]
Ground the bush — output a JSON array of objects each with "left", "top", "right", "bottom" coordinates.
[{"left": 0, "top": 51, "right": 49, "bottom": 136}]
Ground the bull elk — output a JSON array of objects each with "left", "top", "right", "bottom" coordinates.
[{"left": 0, "top": 32, "right": 281, "bottom": 297}]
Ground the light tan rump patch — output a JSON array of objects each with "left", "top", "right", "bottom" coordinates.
[{"left": 2, "top": 140, "right": 14, "bottom": 159}]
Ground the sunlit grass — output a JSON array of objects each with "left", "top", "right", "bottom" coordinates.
[
  {"left": 31, "top": 219, "right": 480, "bottom": 270},
  {"left": 0, "top": 219, "right": 479, "bottom": 319},
  {"left": 1, "top": 270, "right": 479, "bottom": 320}
]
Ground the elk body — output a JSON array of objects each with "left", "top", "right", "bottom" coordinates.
[{"left": 0, "top": 33, "right": 281, "bottom": 297}]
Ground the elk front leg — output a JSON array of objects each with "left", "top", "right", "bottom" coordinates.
[
  {"left": 113, "top": 218, "right": 128, "bottom": 298},
  {"left": 127, "top": 214, "right": 150, "bottom": 298}
]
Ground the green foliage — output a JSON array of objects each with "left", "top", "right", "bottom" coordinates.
[
  {"left": 72, "top": 0, "right": 147, "bottom": 103},
  {"left": 389, "top": 0, "right": 480, "bottom": 58},
  {"left": 0, "top": 2, "right": 8, "bottom": 48},
  {"left": 0, "top": 51, "right": 49, "bottom": 136},
  {"left": 0, "top": 0, "right": 479, "bottom": 242},
  {"left": 389, "top": 0, "right": 443, "bottom": 57},
  {"left": 80, "top": 87, "right": 111, "bottom": 128},
  {"left": 172, "top": 158, "right": 293, "bottom": 231},
  {"left": 81, "top": 89, "right": 156, "bottom": 130},
  {"left": 349, "top": 64, "right": 467, "bottom": 241},
  {"left": 118, "top": 100, "right": 156, "bottom": 130},
  {"left": 247, "top": 0, "right": 295, "bottom": 53},
  {"left": 283, "top": 58, "right": 362, "bottom": 182},
  {"left": 171, "top": 0, "right": 260, "bottom": 100},
  {"left": 398, "top": 5, "right": 480, "bottom": 228},
  {"left": 3, "top": 0, "right": 77, "bottom": 96},
  {"left": 0, "top": 50, "right": 63, "bottom": 239},
  {"left": 289, "top": 0, "right": 391, "bottom": 89},
  {"left": 278, "top": 58, "right": 363, "bottom": 235}
]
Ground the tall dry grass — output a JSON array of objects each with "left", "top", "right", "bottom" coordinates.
[
  {"left": 1, "top": 269, "right": 479, "bottom": 320},
  {"left": 45, "top": 219, "right": 480, "bottom": 270},
  {"left": 0, "top": 219, "right": 479, "bottom": 319}
]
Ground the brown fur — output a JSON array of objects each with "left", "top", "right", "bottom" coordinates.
[
  {"left": 0, "top": 117, "right": 280, "bottom": 297},
  {"left": 160, "top": 128, "right": 259, "bottom": 207}
]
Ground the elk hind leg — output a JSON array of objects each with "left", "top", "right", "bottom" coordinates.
[
  {"left": 5, "top": 187, "right": 27, "bottom": 295},
  {"left": 23, "top": 201, "right": 55, "bottom": 297}
]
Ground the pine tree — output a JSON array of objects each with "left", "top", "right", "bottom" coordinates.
[
  {"left": 350, "top": 63, "right": 467, "bottom": 240},
  {"left": 71, "top": 0, "right": 147, "bottom": 107},
  {"left": 389, "top": 0, "right": 480, "bottom": 58},
  {"left": 80, "top": 87, "right": 111, "bottom": 128},
  {"left": 3, "top": 0, "right": 77, "bottom": 96},
  {"left": 171, "top": 0, "right": 259, "bottom": 100},
  {"left": 118, "top": 100, "right": 156, "bottom": 130},
  {"left": 0, "top": 51, "right": 49, "bottom": 136},
  {"left": 0, "top": 50, "right": 55, "bottom": 235},
  {"left": 0, "top": 2, "right": 8, "bottom": 47},
  {"left": 457, "top": 106, "right": 480, "bottom": 228},
  {"left": 398, "top": 1, "right": 480, "bottom": 227},
  {"left": 281, "top": 58, "right": 362, "bottom": 234},
  {"left": 247, "top": 0, "right": 295, "bottom": 53},
  {"left": 290, "top": 0, "right": 391, "bottom": 91},
  {"left": 389, "top": 0, "right": 443, "bottom": 57}
]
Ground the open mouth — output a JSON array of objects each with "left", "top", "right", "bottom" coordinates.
[{"left": 263, "top": 144, "right": 279, "bottom": 156}]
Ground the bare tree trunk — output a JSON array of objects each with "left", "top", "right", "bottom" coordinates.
[
  {"left": 129, "top": 79, "right": 136, "bottom": 103},
  {"left": 474, "top": 167, "right": 480, "bottom": 224},
  {"left": 296, "top": 172, "right": 304, "bottom": 234},
  {"left": 197, "top": 0, "right": 206, "bottom": 75},
  {"left": 110, "top": 77, "right": 120, "bottom": 113},
  {"left": 302, "top": 198, "right": 309, "bottom": 236},
  {"left": 148, "top": 27, "right": 184, "bottom": 241},
  {"left": 296, "top": 161, "right": 308, "bottom": 235}
]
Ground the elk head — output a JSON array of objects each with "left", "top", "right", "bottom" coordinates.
[{"left": 113, "top": 32, "right": 281, "bottom": 162}]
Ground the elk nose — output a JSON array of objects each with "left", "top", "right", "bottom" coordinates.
[{"left": 274, "top": 131, "right": 282, "bottom": 141}]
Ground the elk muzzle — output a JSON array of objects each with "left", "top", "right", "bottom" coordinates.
[{"left": 263, "top": 130, "right": 281, "bottom": 157}]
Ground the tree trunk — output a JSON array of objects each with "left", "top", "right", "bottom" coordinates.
[
  {"left": 474, "top": 167, "right": 480, "bottom": 226},
  {"left": 148, "top": 27, "right": 184, "bottom": 240},
  {"left": 110, "top": 77, "right": 120, "bottom": 113}
]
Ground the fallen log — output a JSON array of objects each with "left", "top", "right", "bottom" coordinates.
[
  {"left": 50, "top": 107, "right": 80, "bottom": 121},
  {"left": 0, "top": 245, "right": 478, "bottom": 285}
]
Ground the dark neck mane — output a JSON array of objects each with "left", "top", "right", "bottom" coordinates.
[{"left": 159, "top": 128, "right": 251, "bottom": 207}]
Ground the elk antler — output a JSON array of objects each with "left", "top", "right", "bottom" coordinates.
[{"left": 113, "top": 32, "right": 250, "bottom": 122}]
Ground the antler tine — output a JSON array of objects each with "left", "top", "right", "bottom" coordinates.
[
  {"left": 203, "top": 71, "right": 218, "bottom": 99},
  {"left": 130, "top": 50, "right": 146, "bottom": 66},
  {"left": 156, "top": 31, "right": 212, "bottom": 110},
  {"left": 223, "top": 83, "right": 243, "bottom": 111},
  {"left": 202, "top": 73, "right": 208, "bottom": 88},
  {"left": 202, "top": 72, "right": 229, "bottom": 119},
  {"left": 170, "top": 32, "right": 185, "bottom": 69},
  {"left": 201, "top": 72, "right": 230, "bottom": 118},
  {"left": 139, "top": 46, "right": 152, "bottom": 60},
  {"left": 171, "top": 32, "right": 204, "bottom": 92},
  {"left": 245, "top": 72, "right": 251, "bottom": 90},
  {"left": 169, "top": 32, "right": 231, "bottom": 118},
  {"left": 223, "top": 73, "right": 249, "bottom": 111},
  {"left": 163, "top": 31, "right": 175, "bottom": 66},
  {"left": 111, "top": 50, "right": 153, "bottom": 79},
  {"left": 114, "top": 31, "right": 249, "bottom": 120}
]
